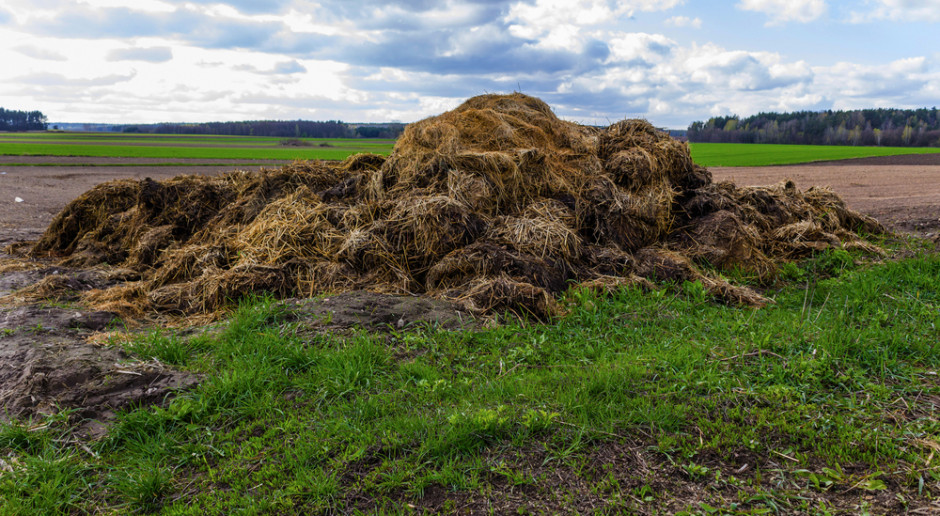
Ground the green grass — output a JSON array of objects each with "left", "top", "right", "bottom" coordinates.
[
  {"left": 2, "top": 243, "right": 939, "bottom": 513},
  {"left": 0, "top": 132, "right": 396, "bottom": 146},
  {"left": 0, "top": 132, "right": 395, "bottom": 161},
  {"left": 690, "top": 142, "right": 940, "bottom": 167},
  {"left": 0, "top": 142, "right": 392, "bottom": 161},
  {"left": 0, "top": 162, "right": 289, "bottom": 167}
]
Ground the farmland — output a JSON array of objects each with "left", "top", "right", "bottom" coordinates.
[
  {"left": 0, "top": 132, "right": 395, "bottom": 162},
  {"left": 2, "top": 114, "right": 940, "bottom": 514},
  {"left": 689, "top": 142, "right": 940, "bottom": 167},
  {"left": 5, "top": 132, "right": 940, "bottom": 167}
]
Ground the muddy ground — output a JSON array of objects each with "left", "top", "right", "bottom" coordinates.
[
  {"left": 1, "top": 154, "right": 937, "bottom": 429},
  {"left": 0, "top": 305, "right": 201, "bottom": 435}
]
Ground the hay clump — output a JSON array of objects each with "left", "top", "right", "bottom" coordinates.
[{"left": 25, "top": 93, "right": 886, "bottom": 320}]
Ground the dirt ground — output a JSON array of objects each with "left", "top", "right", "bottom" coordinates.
[
  {"left": 0, "top": 160, "right": 287, "bottom": 249},
  {"left": 0, "top": 303, "right": 201, "bottom": 435},
  {"left": 711, "top": 153, "right": 940, "bottom": 237}
]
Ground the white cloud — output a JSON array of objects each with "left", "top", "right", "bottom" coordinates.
[
  {"left": 506, "top": 0, "right": 682, "bottom": 50},
  {"left": 665, "top": 16, "right": 701, "bottom": 28},
  {"left": 737, "top": 0, "right": 826, "bottom": 24},
  {"left": 13, "top": 45, "right": 67, "bottom": 61},
  {"left": 813, "top": 57, "right": 931, "bottom": 105},
  {"left": 0, "top": 0, "right": 936, "bottom": 128},
  {"left": 76, "top": 0, "right": 175, "bottom": 13},
  {"left": 849, "top": 0, "right": 940, "bottom": 22},
  {"left": 608, "top": 33, "right": 676, "bottom": 66}
]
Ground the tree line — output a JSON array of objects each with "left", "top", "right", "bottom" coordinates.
[
  {"left": 688, "top": 107, "right": 940, "bottom": 147},
  {"left": 0, "top": 108, "right": 48, "bottom": 131},
  {"left": 120, "top": 121, "right": 405, "bottom": 139}
]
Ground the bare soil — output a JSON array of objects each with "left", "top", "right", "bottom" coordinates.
[
  {"left": 0, "top": 164, "right": 281, "bottom": 247},
  {"left": 0, "top": 305, "right": 201, "bottom": 435},
  {"left": 0, "top": 155, "right": 291, "bottom": 165},
  {"left": 286, "top": 291, "right": 477, "bottom": 333},
  {"left": 711, "top": 153, "right": 940, "bottom": 237},
  {"left": 1, "top": 139, "right": 311, "bottom": 149}
]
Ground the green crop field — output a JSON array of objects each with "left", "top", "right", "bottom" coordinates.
[
  {"left": 5, "top": 132, "right": 940, "bottom": 167},
  {"left": 0, "top": 143, "right": 389, "bottom": 161},
  {"left": 689, "top": 142, "right": 940, "bottom": 167},
  {"left": 0, "top": 132, "right": 395, "bottom": 161}
]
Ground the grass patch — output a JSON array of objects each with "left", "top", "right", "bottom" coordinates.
[
  {"left": 0, "top": 133, "right": 395, "bottom": 161},
  {"left": 0, "top": 143, "right": 392, "bottom": 161},
  {"left": 2, "top": 248, "right": 939, "bottom": 513},
  {"left": 690, "top": 142, "right": 940, "bottom": 167}
]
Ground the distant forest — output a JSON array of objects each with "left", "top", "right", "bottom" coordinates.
[
  {"left": 0, "top": 108, "right": 48, "bottom": 131},
  {"left": 119, "top": 121, "right": 406, "bottom": 139},
  {"left": 688, "top": 108, "right": 940, "bottom": 147}
]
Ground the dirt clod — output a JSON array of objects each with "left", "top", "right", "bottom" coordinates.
[
  {"left": 286, "top": 290, "right": 476, "bottom": 332},
  {"left": 0, "top": 306, "right": 200, "bottom": 431}
]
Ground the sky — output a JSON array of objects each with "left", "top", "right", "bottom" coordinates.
[{"left": 0, "top": 0, "right": 938, "bottom": 128}]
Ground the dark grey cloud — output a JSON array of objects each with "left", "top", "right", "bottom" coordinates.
[
  {"left": 349, "top": 2, "right": 506, "bottom": 31},
  {"left": 107, "top": 46, "right": 173, "bottom": 63},
  {"left": 28, "top": 6, "right": 282, "bottom": 49},
  {"left": 158, "top": 0, "right": 509, "bottom": 22},
  {"left": 349, "top": 68, "right": 561, "bottom": 99},
  {"left": 14, "top": 45, "right": 67, "bottom": 61},
  {"left": 273, "top": 29, "right": 608, "bottom": 77},
  {"left": 323, "top": 0, "right": 510, "bottom": 20}
]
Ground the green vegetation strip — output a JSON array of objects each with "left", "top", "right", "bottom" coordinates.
[
  {"left": 690, "top": 142, "right": 940, "bottom": 167},
  {"left": 0, "top": 163, "right": 288, "bottom": 167},
  {"left": 0, "top": 143, "right": 393, "bottom": 161},
  {"left": 0, "top": 133, "right": 397, "bottom": 145},
  {"left": 3, "top": 243, "right": 939, "bottom": 513}
]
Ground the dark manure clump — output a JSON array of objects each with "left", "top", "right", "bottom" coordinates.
[{"left": 26, "top": 94, "right": 885, "bottom": 321}]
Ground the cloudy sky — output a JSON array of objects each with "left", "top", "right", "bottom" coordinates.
[{"left": 1, "top": 0, "right": 938, "bottom": 127}]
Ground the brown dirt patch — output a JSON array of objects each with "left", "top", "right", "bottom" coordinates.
[
  {"left": 0, "top": 305, "right": 200, "bottom": 434},
  {"left": 711, "top": 158, "right": 940, "bottom": 237},
  {"left": 0, "top": 164, "right": 278, "bottom": 239},
  {"left": 286, "top": 291, "right": 477, "bottom": 332},
  {"left": 0, "top": 139, "right": 297, "bottom": 149},
  {"left": 0, "top": 156, "right": 290, "bottom": 165},
  {"left": 795, "top": 153, "right": 940, "bottom": 167}
]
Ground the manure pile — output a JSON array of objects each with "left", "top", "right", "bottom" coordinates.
[{"left": 28, "top": 94, "right": 884, "bottom": 319}]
